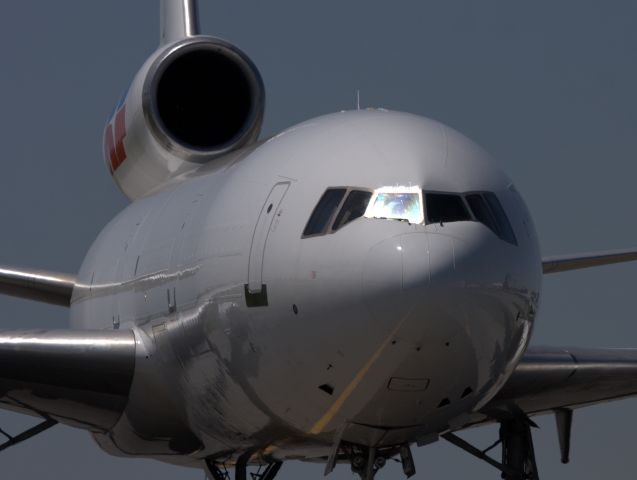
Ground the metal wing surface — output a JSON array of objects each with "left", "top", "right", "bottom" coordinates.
[
  {"left": 481, "top": 346, "right": 637, "bottom": 418},
  {"left": 542, "top": 248, "right": 637, "bottom": 274},
  {"left": 0, "top": 265, "right": 137, "bottom": 445},
  {"left": 0, "top": 265, "right": 75, "bottom": 306},
  {"left": 0, "top": 330, "right": 136, "bottom": 432}
]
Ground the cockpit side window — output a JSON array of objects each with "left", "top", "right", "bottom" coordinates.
[
  {"left": 466, "top": 193, "right": 517, "bottom": 245},
  {"left": 425, "top": 193, "right": 471, "bottom": 224},
  {"left": 303, "top": 188, "right": 346, "bottom": 237},
  {"left": 332, "top": 190, "right": 373, "bottom": 231},
  {"left": 484, "top": 192, "right": 517, "bottom": 246},
  {"left": 465, "top": 194, "right": 497, "bottom": 234}
]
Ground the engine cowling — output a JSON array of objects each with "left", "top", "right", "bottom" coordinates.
[{"left": 103, "top": 36, "right": 265, "bottom": 199}]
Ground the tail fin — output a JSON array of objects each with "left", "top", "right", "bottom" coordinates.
[{"left": 160, "top": 0, "right": 200, "bottom": 45}]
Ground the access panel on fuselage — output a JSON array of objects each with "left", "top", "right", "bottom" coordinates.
[{"left": 247, "top": 182, "right": 290, "bottom": 295}]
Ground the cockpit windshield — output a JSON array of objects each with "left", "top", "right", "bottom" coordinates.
[
  {"left": 364, "top": 186, "right": 424, "bottom": 224},
  {"left": 303, "top": 185, "right": 516, "bottom": 247}
]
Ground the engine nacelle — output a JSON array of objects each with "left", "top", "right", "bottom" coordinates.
[{"left": 103, "top": 36, "right": 264, "bottom": 199}]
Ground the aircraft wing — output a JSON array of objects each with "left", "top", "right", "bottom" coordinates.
[
  {"left": 542, "top": 248, "right": 637, "bottom": 274},
  {"left": 0, "top": 329, "right": 136, "bottom": 433},
  {"left": 0, "top": 265, "right": 75, "bottom": 306},
  {"left": 480, "top": 346, "right": 637, "bottom": 418},
  {"left": 0, "top": 265, "right": 136, "bottom": 447},
  {"left": 511, "top": 248, "right": 637, "bottom": 414}
]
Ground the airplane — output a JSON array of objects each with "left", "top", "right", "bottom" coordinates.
[{"left": 1, "top": 2, "right": 637, "bottom": 480}]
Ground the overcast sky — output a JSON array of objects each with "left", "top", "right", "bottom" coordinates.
[{"left": 0, "top": 1, "right": 636, "bottom": 479}]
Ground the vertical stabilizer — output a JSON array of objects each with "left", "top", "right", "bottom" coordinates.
[{"left": 160, "top": 0, "right": 200, "bottom": 45}]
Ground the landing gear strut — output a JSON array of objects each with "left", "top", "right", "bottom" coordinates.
[
  {"left": 442, "top": 416, "right": 539, "bottom": 479},
  {"left": 0, "top": 416, "right": 57, "bottom": 453},
  {"left": 499, "top": 419, "right": 539, "bottom": 480},
  {"left": 344, "top": 444, "right": 388, "bottom": 480},
  {"left": 204, "top": 460, "right": 230, "bottom": 480},
  {"left": 204, "top": 457, "right": 282, "bottom": 480}
]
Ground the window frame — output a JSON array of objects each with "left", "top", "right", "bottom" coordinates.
[
  {"left": 423, "top": 190, "right": 474, "bottom": 225},
  {"left": 301, "top": 186, "right": 374, "bottom": 238},
  {"left": 332, "top": 189, "right": 374, "bottom": 232},
  {"left": 303, "top": 186, "right": 518, "bottom": 247},
  {"left": 462, "top": 190, "right": 518, "bottom": 246},
  {"left": 301, "top": 187, "right": 348, "bottom": 239},
  {"left": 364, "top": 186, "right": 425, "bottom": 225}
]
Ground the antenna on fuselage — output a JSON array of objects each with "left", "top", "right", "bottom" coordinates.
[
  {"left": 357, "top": 89, "right": 361, "bottom": 110},
  {"left": 160, "top": 0, "right": 200, "bottom": 45}
]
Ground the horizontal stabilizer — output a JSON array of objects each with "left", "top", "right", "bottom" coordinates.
[
  {"left": 0, "top": 329, "right": 135, "bottom": 431},
  {"left": 482, "top": 346, "right": 637, "bottom": 417},
  {"left": 542, "top": 248, "right": 637, "bottom": 274},
  {"left": 0, "top": 266, "right": 76, "bottom": 306}
]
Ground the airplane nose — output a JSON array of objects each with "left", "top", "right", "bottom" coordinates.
[
  {"left": 363, "top": 232, "right": 434, "bottom": 290},
  {"left": 362, "top": 232, "right": 433, "bottom": 324},
  {"left": 362, "top": 231, "right": 457, "bottom": 319},
  {"left": 363, "top": 235, "right": 403, "bottom": 296},
  {"left": 363, "top": 235, "right": 404, "bottom": 321},
  {"left": 400, "top": 232, "right": 431, "bottom": 291}
]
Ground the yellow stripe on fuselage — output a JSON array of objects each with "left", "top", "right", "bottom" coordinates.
[{"left": 307, "top": 314, "right": 410, "bottom": 435}]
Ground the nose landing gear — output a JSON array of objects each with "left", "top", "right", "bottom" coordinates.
[
  {"left": 347, "top": 444, "right": 386, "bottom": 480},
  {"left": 339, "top": 442, "right": 416, "bottom": 480},
  {"left": 204, "top": 457, "right": 282, "bottom": 480}
]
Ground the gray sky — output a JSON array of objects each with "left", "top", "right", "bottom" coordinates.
[{"left": 0, "top": 1, "right": 636, "bottom": 478}]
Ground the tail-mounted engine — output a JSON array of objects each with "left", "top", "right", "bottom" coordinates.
[{"left": 103, "top": 36, "right": 265, "bottom": 199}]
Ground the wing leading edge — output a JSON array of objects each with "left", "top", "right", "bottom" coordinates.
[
  {"left": 0, "top": 266, "right": 75, "bottom": 307},
  {"left": 480, "top": 346, "right": 637, "bottom": 419},
  {"left": 542, "top": 248, "right": 637, "bottom": 274},
  {"left": 0, "top": 329, "right": 135, "bottom": 431}
]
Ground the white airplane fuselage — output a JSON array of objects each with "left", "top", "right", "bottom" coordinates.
[{"left": 69, "top": 110, "right": 541, "bottom": 464}]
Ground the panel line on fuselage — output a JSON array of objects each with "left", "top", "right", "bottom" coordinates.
[{"left": 307, "top": 310, "right": 413, "bottom": 435}]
